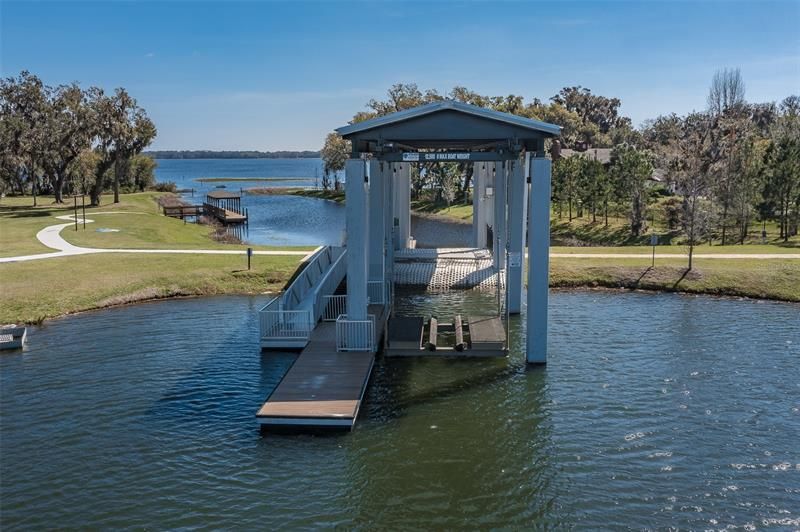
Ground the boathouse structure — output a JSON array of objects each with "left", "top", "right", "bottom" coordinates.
[
  {"left": 257, "top": 100, "right": 559, "bottom": 429},
  {"left": 336, "top": 100, "right": 558, "bottom": 363}
]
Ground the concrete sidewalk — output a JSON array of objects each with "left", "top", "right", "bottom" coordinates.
[{"left": 0, "top": 214, "right": 315, "bottom": 264}]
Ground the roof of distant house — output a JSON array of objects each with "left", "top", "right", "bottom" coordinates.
[{"left": 558, "top": 148, "right": 612, "bottom": 164}]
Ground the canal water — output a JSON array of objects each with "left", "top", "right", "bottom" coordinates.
[{"left": 1, "top": 291, "right": 798, "bottom": 529}]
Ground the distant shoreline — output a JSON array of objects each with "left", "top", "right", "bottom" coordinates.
[{"left": 145, "top": 150, "right": 320, "bottom": 159}]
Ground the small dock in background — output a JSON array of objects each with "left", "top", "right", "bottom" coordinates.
[{"left": 162, "top": 190, "right": 248, "bottom": 226}]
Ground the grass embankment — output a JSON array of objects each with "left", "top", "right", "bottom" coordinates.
[
  {"left": 0, "top": 192, "right": 313, "bottom": 323},
  {"left": 0, "top": 253, "right": 301, "bottom": 324},
  {"left": 550, "top": 257, "right": 800, "bottom": 302}
]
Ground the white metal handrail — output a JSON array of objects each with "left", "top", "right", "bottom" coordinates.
[
  {"left": 311, "top": 248, "right": 347, "bottom": 321},
  {"left": 322, "top": 294, "right": 347, "bottom": 321},
  {"left": 259, "top": 297, "right": 312, "bottom": 341},
  {"left": 336, "top": 314, "right": 376, "bottom": 352}
]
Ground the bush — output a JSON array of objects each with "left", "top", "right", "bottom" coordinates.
[{"left": 150, "top": 181, "right": 177, "bottom": 193}]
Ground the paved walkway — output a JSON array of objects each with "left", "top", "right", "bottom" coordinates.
[
  {"left": 2, "top": 214, "right": 798, "bottom": 264},
  {"left": 0, "top": 214, "right": 315, "bottom": 264}
]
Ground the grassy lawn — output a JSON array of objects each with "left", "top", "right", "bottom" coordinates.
[
  {"left": 0, "top": 252, "right": 302, "bottom": 324},
  {"left": 550, "top": 244, "right": 800, "bottom": 255},
  {"left": 550, "top": 257, "right": 800, "bottom": 302},
  {"left": 0, "top": 192, "right": 314, "bottom": 256},
  {"left": 410, "top": 199, "right": 473, "bottom": 223}
]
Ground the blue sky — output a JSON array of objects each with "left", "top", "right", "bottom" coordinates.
[{"left": 2, "top": 1, "right": 798, "bottom": 150}]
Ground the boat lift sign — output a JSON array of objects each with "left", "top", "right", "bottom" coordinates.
[{"left": 402, "top": 152, "right": 470, "bottom": 162}]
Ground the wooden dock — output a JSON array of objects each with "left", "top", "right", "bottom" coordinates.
[
  {"left": 162, "top": 204, "right": 203, "bottom": 219},
  {"left": 202, "top": 202, "right": 248, "bottom": 224},
  {"left": 257, "top": 305, "right": 385, "bottom": 430}
]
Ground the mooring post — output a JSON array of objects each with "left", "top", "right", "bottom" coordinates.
[{"left": 526, "top": 155, "right": 551, "bottom": 364}]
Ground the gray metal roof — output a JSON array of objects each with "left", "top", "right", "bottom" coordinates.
[
  {"left": 336, "top": 100, "right": 561, "bottom": 154},
  {"left": 337, "top": 100, "right": 561, "bottom": 137}
]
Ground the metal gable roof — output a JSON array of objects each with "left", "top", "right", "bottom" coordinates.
[{"left": 335, "top": 100, "right": 561, "bottom": 138}]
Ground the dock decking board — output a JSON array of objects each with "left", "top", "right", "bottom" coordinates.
[{"left": 257, "top": 306, "right": 384, "bottom": 429}]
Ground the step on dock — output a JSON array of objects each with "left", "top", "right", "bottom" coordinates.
[{"left": 257, "top": 305, "right": 385, "bottom": 431}]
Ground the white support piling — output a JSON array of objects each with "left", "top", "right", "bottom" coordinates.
[
  {"left": 368, "top": 159, "right": 385, "bottom": 281},
  {"left": 385, "top": 163, "right": 395, "bottom": 282},
  {"left": 394, "top": 163, "right": 411, "bottom": 249},
  {"left": 493, "top": 161, "right": 507, "bottom": 270},
  {"left": 346, "top": 158, "right": 369, "bottom": 321},
  {"left": 507, "top": 156, "right": 527, "bottom": 314},
  {"left": 526, "top": 156, "right": 551, "bottom": 364},
  {"left": 472, "top": 164, "right": 488, "bottom": 248}
]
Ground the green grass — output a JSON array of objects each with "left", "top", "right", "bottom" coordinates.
[
  {"left": 410, "top": 198, "right": 473, "bottom": 223},
  {"left": 0, "top": 192, "right": 314, "bottom": 256},
  {"left": 550, "top": 244, "right": 800, "bottom": 255},
  {"left": 0, "top": 252, "right": 302, "bottom": 324},
  {"left": 0, "top": 191, "right": 314, "bottom": 324},
  {"left": 550, "top": 256, "right": 800, "bottom": 302}
]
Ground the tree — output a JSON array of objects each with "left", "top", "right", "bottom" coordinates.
[
  {"left": 41, "top": 83, "right": 92, "bottom": 203},
  {"left": 126, "top": 154, "right": 157, "bottom": 192},
  {"left": 762, "top": 96, "right": 800, "bottom": 241},
  {"left": 552, "top": 155, "right": 581, "bottom": 221},
  {"left": 732, "top": 137, "right": 767, "bottom": 243},
  {"left": 708, "top": 68, "right": 746, "bottom": 116},
  {"left": 609, "top": 145, "right": 654, "bottom": 237},
  {"left": 551, "top": 86, "right": 625, "bottom": 143},
  {"left": 320, "top": 132, "right": 349, "bottom": 190},
  {"left": 0, "top": 71, "right": 48, "bottom": 206},
  {"left": 669, "top": 113, "right": 716, "bottom": 269},
  {"left": 67, "top": 149, "right": 100, "bottom": 196},
  {"left": 86, "top": 88, "right": 156, "bottom": 206}
]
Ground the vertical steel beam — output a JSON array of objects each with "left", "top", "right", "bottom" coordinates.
[
  {"left": 526, "top": 156, "right": 551, "bottom": 364},
  {"left": 507, "top": 155, "right": 527, "bottom": 314},
  {"left": 346, "top": 158, "right": 368, "bottom": 320}
]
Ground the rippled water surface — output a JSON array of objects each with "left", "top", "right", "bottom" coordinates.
[{"left": 1, "top": 292, "right": 798, "bottom": 529}]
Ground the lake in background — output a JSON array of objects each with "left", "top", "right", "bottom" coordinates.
[
  {"left": 1, "top": 291, "right": 798, "bottom": 529},
  {"left": 155, "top": 158, "right": 347, "bottom": 247}
]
